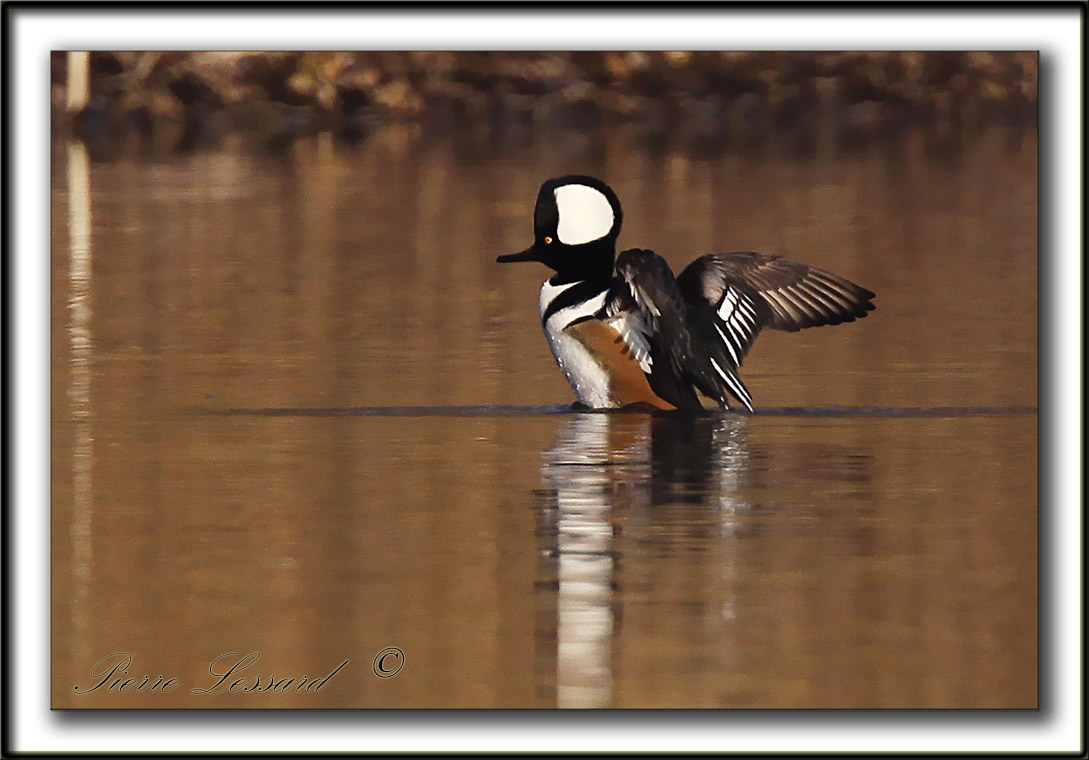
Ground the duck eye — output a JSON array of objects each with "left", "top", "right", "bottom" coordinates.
[{"left": 544, "top": 236, "right": 553, "bottom": 245}]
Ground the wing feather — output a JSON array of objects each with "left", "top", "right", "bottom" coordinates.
[
  {"left": 606, "top": 249, "right": 705, "bottom": 409},
  {"left": 674, "top": 251, "right": 874, "bottom": 410},
  {"left": 602, "top": 250, "right": 873, "bottom": 412},
  {"left": 677, "top": 251, "right": 875, "bottom": 334}
]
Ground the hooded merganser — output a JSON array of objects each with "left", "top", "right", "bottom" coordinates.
[{"left": 497, "top": 175, "right": 875, "bottom": 411}]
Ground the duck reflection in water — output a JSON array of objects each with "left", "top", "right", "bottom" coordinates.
[{"left": 533, "top": 411, "right": 753, "bottom": 709}]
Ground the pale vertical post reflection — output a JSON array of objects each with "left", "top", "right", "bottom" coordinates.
[
  {"left": 541, "top": 414, "right": 618, "bottom": 709},
  {"left": 66, "top": 138, "right": 94, "bottom": 653},
  {"left": 66, "top": 52, "right": 90, "bottom": 113}
]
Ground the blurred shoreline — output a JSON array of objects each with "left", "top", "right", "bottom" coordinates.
[{"left": 54, "top": 51, "right": 1037, "bottom": 154}]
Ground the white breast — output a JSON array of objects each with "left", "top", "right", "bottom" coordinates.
[{"left": 539, "top": 279, "right": 612, "bottom": 408}]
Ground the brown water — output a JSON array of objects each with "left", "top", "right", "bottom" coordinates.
[{"left": 52, "top": 120, "right": 1037, "bottom": 709}]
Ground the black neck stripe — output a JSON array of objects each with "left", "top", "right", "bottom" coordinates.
[{"left": 542, "top": 279, "right": 610, "bottom": 324}]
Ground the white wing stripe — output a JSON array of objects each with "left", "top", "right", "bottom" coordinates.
[
  {"left": 714, "top": 323, "right": 740, "bottom": 365},
  {"left": 717, "top": 287, "right": 739, "bottom": 321},
  {"left": 724, "top": 317, "right": 745, "bottom": 347},
  {"left": 710, "top": 357, "right": 752, "bottom": 407},
  {"left": 728, "top": 314, "right": 750, "bottom": 341}
]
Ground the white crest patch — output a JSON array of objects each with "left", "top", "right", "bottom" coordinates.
[{"left": 553, "top": 184, "right": 615, "bottom": 246}]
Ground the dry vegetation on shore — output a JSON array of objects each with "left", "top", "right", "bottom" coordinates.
[{"left": 54, "top": 51, "right": 1037, "bottom": 149}]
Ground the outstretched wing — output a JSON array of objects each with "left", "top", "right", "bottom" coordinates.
[
  {"left": 678, "top": 251, "right": 876, "bottom": 336},
  {"left": 605, "top": 249, "right": 703, "bottom": 409},
  {"left": 675, "top": 252, "right": 876, "bottom": 411}
]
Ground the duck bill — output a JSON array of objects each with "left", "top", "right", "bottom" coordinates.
[{"left": 496, "top": 246, "right": 538, "bottom": 264}]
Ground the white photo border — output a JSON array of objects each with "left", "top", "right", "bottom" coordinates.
[{"left": 6, "top": 3, "right": 1083, "bottom": 755}]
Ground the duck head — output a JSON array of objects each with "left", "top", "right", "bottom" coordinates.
[{"left": 497, "top": 175, "right": 623, "bottom": 281}]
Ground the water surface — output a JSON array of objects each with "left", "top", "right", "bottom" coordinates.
[{"left": 52, "top": 121, "right": 1037, "bottom": 708}]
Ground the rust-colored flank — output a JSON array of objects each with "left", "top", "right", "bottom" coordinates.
[{"left": 565, "top": 320, "right": 676, "bottom": 410}]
